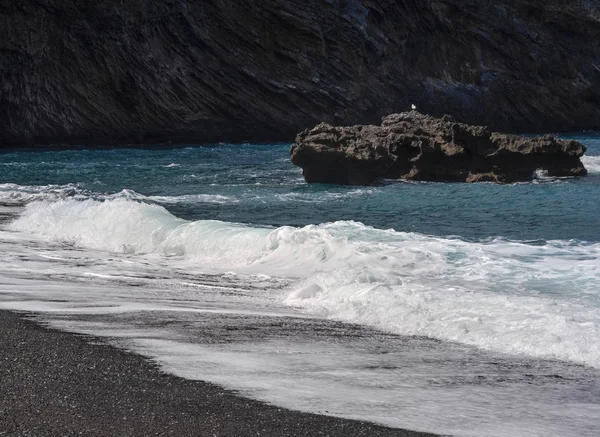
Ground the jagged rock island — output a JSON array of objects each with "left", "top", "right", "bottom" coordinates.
[{"left": 290, "top": 111, "right": 588, "bottom": 184}]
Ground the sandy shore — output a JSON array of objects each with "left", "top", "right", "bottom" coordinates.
[{"left": 0, "top": 310, "right": 435, "bottom": 437}]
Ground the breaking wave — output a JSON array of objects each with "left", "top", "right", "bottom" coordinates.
[
  {"left": 582, "top": 155, "right": 600, "bottom": 174},
  {"left": 8, "top": 198, "right": 600, "bottom": 368}
]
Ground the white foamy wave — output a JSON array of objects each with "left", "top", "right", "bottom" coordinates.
[
  {"left": 9, "top": 199, "right": 271, "bottom": 262},
  {"left": 0, "top": 183, "right": 87, "bottom": 205},
  {"left": 8, "top": 198, "right": 600, "bottom": 367},
  {"left": 582, "top": 155, "right": 600, "bottom": 174},
  {"left": 285, "top": 233, "right": 600, "bottom": 368}
]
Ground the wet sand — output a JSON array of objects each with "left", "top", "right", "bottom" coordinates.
[{"left": 0, "top": 310, "right": 435, "bottom": 437}]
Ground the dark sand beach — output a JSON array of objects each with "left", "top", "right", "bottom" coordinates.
[{"left": 0, "top": 310, "right": 435, "bottom": 437}]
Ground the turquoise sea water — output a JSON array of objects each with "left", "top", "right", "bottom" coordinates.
[{"left": 2, "top": 133, "right": 599, "bottom": 241}]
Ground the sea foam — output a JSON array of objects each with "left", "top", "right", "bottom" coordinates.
[
  {"left": 0, "top": 184, "right": 237, "bottom": 206},
  {"left": 582, "top": 155, "right": 600, "bottom": 174},
  {"left": 0, "top": 183, "right": 87, "bottom": 205},
  {"left": 8, "top": 198, "right": 600, "bottom": 368}
]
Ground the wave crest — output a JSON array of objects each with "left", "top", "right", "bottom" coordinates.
[
  {"left": 8, "top": 198, "right": 600, "bottom": 368},
  {"left": 582, "top": 155, "right": 600, "bottom": 174}
]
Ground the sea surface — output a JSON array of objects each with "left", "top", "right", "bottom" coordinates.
[{"left": 1, "top": 135, "right": 599, "bottom": 436}]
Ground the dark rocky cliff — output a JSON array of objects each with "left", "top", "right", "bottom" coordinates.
[{"left": 1, "top": 0, "right": 599, "bottom": 147}]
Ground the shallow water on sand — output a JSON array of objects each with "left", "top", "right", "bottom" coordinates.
[{"left": 0, "top": 134, "right": 599, "bottom": 436}]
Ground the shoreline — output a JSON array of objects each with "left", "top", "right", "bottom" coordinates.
[{"left": 0, "top": 310, "right": 436, "bottom": 437}]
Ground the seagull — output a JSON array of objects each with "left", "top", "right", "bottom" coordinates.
[{"left": 411, "top": 104, "right": 417, "bottom": 110}]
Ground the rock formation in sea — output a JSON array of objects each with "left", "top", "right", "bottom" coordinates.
[
  {"left": 290, "top": 111, "right": 588, "bottom": 184},
  {"left": 1, "top": 1, "right": 599, "bottom": 146}
]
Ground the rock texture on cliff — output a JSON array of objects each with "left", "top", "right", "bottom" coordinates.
[
  {"left": 291, "top": 111, "right": 588, "bottom": 184},
  {"left": 1, "top": 1, "right": 599, "bottom": 146}
]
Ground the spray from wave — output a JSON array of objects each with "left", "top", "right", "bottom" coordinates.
[
  {"left": 8, "top": 198, "right": 600, "bottom": 368},
  {"left": 582, "top": 155, "right": 600, "bottom": 174}
]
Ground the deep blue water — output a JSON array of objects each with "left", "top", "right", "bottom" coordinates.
[{"left": 1, "top": 134, "right": 599, "bottom": 242}]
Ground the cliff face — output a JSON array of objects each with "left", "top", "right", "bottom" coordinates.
[{"left": 1, "top": 0, "right": 599, "bottom": 146}]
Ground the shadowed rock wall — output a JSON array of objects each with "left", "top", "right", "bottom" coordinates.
[{"left": 1, "top": 0, "right": 599, "bottom": 146}]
